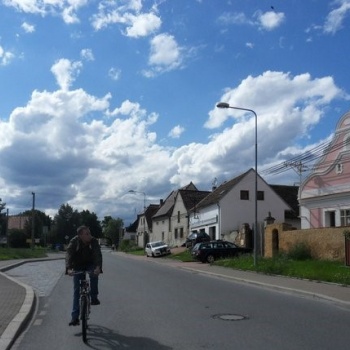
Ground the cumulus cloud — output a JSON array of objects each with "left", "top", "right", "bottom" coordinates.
[
  {"left": 165, "top": 70, "right": 347, "bottom": 188},
  {"left": 168, "top": 125, "right": 185, "bottom": 139},
  {"left": 3, "top": 0, "right": 88, "bottom": 24},
  {"left": 257, "top": 11, "right": 285, "bottom": 31},
  {"left": 21, "top": 22, "right": 35, "bottom": 33},
  {"left": 142, "top": 33, "right": 183, "bottom": 77},
  {"left": 51, "top": 58, "right": 83, "bottom": 90},
  {"left": 0, "top": 60, "right": 347, "bottom": 218},
  {"left": 91, "top": 0, "right": 161, "bottom": 36}
]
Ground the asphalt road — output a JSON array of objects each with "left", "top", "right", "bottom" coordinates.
[{"left": 10, "top": 251, "right": 350, "bottom": 350}]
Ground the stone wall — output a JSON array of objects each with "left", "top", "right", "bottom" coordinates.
[{"left": 264, "top": 224, "right": 346, "bottom": 261}]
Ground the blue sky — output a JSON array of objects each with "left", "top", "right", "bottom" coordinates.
[{"left": 0, "top": 0, "right": 349, "bottom": 224}]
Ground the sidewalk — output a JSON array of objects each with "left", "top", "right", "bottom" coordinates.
[
  {"left": 1, "top": 251, "right": 349, "bottom": 350},
  {"left": 0, "top": 254, "right": 65, "bottom": 350}
]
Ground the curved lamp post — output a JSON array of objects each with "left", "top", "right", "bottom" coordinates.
[
  {"left": 128, "top": 190, "right": 147, "bottom": 246},
  {"left": 216, "top": 102, "right": 258, "bottom": 266},
  {"left": 128, "top": 190, "right": 146, "bottom": 212}
]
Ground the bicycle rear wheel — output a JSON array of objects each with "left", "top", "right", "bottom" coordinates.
[{"left": 81, "top": 296, "right": 88, "bottom": 342}]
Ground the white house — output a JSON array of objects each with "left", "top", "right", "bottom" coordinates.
[
  {"left": 189, "top": 169, "right": 292, "bottom": 243},
  {"left": 299, "top": 110, "right": 350, "bottom": 229},
  {"left": 152, "top": 183, "right": 210, "bottom": 246}
]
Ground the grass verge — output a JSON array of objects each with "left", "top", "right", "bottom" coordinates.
[
  {"left": 0, "top": 247, "right": 48, "bottom": 260},
  {"left": 214, "top": 255, "right": 350, "bottom": 286},
  {"left": 167, "top": 249, "right": 350, "bottom": 286}
]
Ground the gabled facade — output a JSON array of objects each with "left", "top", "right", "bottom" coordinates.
[
  {"left": 169, "top": 189, "right": 210, "bottom": 247},
  {"left": 299, "top": 111, "right": 350, "bottom": 229},
  {"left": 189, "top": 169, "right": 292, "bottom": 242},
  {"left": 152, "top": 182, "right": 210, "bottom": 246},
  {"left": 270, "top": 185, "right": 300, "bottom": 229},
  {"left": 135, "top": 204, "right": 161, "bottom": 248}
]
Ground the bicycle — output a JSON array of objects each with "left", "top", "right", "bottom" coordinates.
[{"left": 73, "top": 270, "right": 93, "bottom": 343}]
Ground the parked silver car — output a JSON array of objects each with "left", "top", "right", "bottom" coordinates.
[{"left": 145, "top": 241, "right": 171, "bottom": 257}]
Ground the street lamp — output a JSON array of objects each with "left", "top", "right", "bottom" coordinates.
[
  {"left": 128, "top": 190, "right": 146, "bottom": 212},
  {"left": 216, "top": 102, "right": 258, "bottom": 266},
  {"left": 128, "top": 190, "right": 147, "bottom": 246}
]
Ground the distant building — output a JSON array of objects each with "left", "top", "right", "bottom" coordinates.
[{"left": 8, "top": 215, "right": 29, "bottom": 230}]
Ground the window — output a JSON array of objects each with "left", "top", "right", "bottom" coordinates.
[
  {"left": 257, "top": 191, "right": 264, "bottom": 200},
  {"left": 180, "top": 227, "right": 184, "bottom": 238},
  {"left": 161, "top": 232, "right": 164, "bottom": 241},
  {"left": 240, "top": 190, "right": 249, "bottom": 200},
  {"left": 177, "top": 211, "right": 180, "bottom": 223},
  {"left": 174, "top": 228, "right": 178, "bottom": 239},
  {"left": 340, "top": 209, "right": 350, "bottom": 226},
  {"left": 336, "top": 163, "right": 343, "bottom": 174}
]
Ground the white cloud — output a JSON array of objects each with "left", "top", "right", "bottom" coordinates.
[
  {"left": 21, "top": 22, "right": 35, "bottom": 33},
  {"left": 257, "top": 11, "right": 285, "bottom": 31},
  {"left": 123, "top": 12, "right": 161, "bottom": 38},
  {"left": 51, "top": 58, "right": 83, "bottom": 90},
  {"left": 0, "top": 60, "right": 347, "bottom": 218},
  {"left": 80, "top": 48, "right": 94, "bottom": 61},
  {"left": 143, "top": 33, "right": 183, "bottom": 77},
  {"left": 91, "top": 1, "right": 161, "bottom": 37},
  {"left": 168, "top": 125, "right": 185, "bottom": 139},
  {"left": 217, "top": 10, "right": 284, "bottom": 31},
  {"left": 324, "top": 0, "right": 350, "bottom": 34},
  {"left": 3, "top": 0, "right": 88, "bottom": 24},
  {"left": 108, "top": 67, "right": 121, "bottom": 80},
  {"left": 0, "top": 45, "right": 15, "bottom": 66}
]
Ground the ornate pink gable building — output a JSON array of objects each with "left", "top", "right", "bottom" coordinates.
[{"left": 299, "top": 111, "right": 350, "bottom": 229}]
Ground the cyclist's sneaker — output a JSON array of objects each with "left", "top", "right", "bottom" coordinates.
[
  {"left": 91, "top": 298, "right": 100, "bottom": 305},
  {"left": 69, "top": 318, "right": 80, "bottom": 326}
]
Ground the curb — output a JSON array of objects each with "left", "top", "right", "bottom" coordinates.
[
  {"left": 179, "top": 266, "right": 350, "bottom": 308},
  {"left": 0, "top": 256, "right": 64, "bottom": 350},
  {"left": 0, "top": 273, "right": 36, "bottom": 350}
]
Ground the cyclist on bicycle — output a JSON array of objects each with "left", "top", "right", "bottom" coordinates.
[{"left": 66, "top": 225, "right": 102, "bottom": 326}]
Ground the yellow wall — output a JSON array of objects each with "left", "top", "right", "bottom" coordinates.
[{"left": 264, "top": 224, "right": 346, "bottom": 261}]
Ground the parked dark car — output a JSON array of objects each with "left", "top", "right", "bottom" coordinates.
[
  {"left": 185, "top": 231, "right": 210, "bottom": 248},
  {"left": 191, "top": 240, "right": 252, "bottom": 263}
]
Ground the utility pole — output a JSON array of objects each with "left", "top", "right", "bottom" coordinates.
[
  {"left": 31, "top": 192, "right": 35, "bottom": 249},
  {"left": 6, "top": 208, "right": 9, "bottom": 248}
]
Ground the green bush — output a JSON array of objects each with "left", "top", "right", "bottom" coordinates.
[
  {"left": 8, "top": 229, "right": 28, "bottom": 248},
  {"left": 286, "top": 242, "right": 312, "bottom": 260},
  {"left": 120, "top": 239, "right": 139, "bottom": 252}
]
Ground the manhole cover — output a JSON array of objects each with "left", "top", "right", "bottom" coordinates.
[{"left": 212, "top": 314, "right": 247, "bottom": 321}]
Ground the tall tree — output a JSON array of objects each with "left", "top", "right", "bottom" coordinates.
[
  {"left": 80, "top": 210, "right": 102, "bottom": 238},
  {"left": 53, "top": 204, "right": 81, "bottom": 243},
  {"left": 21, "top": 209, "right": 52, "bottom": 243},
  {"left": 104, "top": 218, "right": 124, "bottom": 247}
]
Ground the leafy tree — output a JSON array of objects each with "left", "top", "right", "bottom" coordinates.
[
  {"left": 80, "top": 210, "right": 102, "bottom": 238},
  {"left": 101, "top": 216, "right": 113, "bottom": 232},
  {"left": 104, "top": 218, "right": 124, "bottom": 247},
  {"left": 52, "top": 204, "right": 102, "bottom": 243},
  {"left": 21, "top": 209, "right": 52, "bottom": 244},
  {"left": 53, "top": 204, "right": 81, "bottom": 244}
]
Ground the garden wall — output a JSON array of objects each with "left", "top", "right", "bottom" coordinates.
[{"left": 264, "top": 224, "right": 345, "bottom": 261}]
